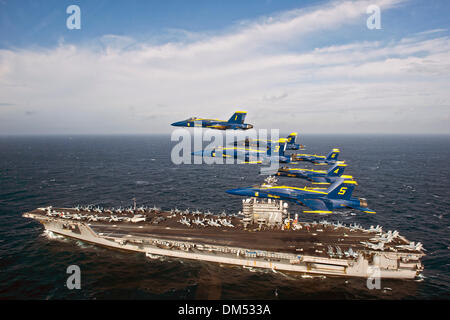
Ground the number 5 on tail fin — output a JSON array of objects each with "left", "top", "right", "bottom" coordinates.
[{"left": 327, "top": 179, "right": 357, "bottom": 200}]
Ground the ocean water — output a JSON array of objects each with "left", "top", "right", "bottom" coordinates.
[{"left": 0, "top": 134, "right": 449, "bottom": 299}]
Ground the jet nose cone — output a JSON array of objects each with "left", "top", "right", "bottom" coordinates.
[
  {"left": 192, "top": 149, "right": 215, "bottom": 157},
  {"left": 247, "top": 124, "right": 254, "bottom": 129},
  {"left": 226, "top": 188, "right": 252, "bottom": 196},
  {"left": 191, "top": 150, "right": 204, "bottom": 156},
  {"left": 171, "top": 121, "right": 186, "bottom": 127}
]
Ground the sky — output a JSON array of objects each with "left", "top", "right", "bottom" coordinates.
[{"left": 0, "top": 0, "right": 449, "bottom": 134}]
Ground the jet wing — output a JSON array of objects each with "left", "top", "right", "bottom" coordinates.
[
  {"left": 344, "top": 203, "right": 376, "bottom": 214},
  {"left": 299, "top": 199, "right": 333, "bottom": 214}
]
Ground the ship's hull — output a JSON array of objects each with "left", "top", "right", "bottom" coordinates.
[{"left": 25, "top": 212, "right": 424, "bottom": 279}]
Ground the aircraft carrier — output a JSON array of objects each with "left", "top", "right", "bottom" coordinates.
[{"left": 23, "top": 194, "right": 425, "bottom": 279}]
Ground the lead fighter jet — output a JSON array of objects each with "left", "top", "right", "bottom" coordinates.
[
  {"left": 276, "top": 163, "right": 352, "bottom": 184},
  {"left": 226, "top": 178, "right": 375, "bottom": 214},
  {"left": 171, "top": 111, "right": 253, "bottom": 130}
]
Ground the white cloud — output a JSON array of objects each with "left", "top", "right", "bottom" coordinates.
[
  {"left": 0, "top": 0, "right": 449, "bottom": 134},
  {"left": 415, "top": 29, "right": 448, "bottom": 36}
]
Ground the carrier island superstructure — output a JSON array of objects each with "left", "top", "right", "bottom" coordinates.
[{"left": 23, "top": 196, "right": 425, "bottom": 279}]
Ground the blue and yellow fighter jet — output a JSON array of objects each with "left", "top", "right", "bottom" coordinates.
[
  {"left": 292, "top": 148, "right": 342, "bottom": 165},
  {"left": 192, "top": 138, "right": 292, "bottom": 164},
  {"left": 232, "top": 132, "right": 305, "bottom": 150},
  {"left": 276, "top": 163, "right": 352, "bottom": 184},
  {"left": 226, "top": 178, "right": 375, "bottom": 214},
  {"left": 171, "top": 111, "right": 253, "bottom": 130}
]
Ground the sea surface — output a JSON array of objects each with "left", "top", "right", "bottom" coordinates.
[{"left": 0, "top": 134, "right": 449, "bottom": 299}]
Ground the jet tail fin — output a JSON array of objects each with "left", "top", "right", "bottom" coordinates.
[
  {"left": 267, "top": 138, "right": 287, "bottom": 157},
  {"left": 327, "top": 163, "right": 346, "bottom": 177},
  {"left": 326, "top": 148, "right": 340, "bottom": 161},
  {"left": 286, "top": 132, "right": 297, "bottom": 145},
  {"left": 227, "top": 111, "right": 247, "bottom": 124},
  {"left": 326, "top": 178, "right": 357, "bottom": 200}
]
